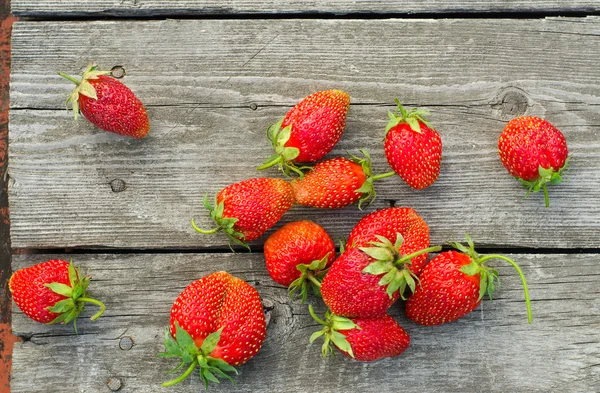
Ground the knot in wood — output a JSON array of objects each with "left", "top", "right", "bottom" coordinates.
[
  {"left": 119, "top": 336, "right": 134, "bottom": 350},
  {"left": 110, "top": 66, "right": 126, "bottom": 79},
  {"left": 110, "top": 179, "right": 127, "bottom": 193},
  {"left": 107, "top": 377, "right": 122, "bottom": 391},
  {"left": 249, "top": 103, "right": 258, "bottom": 110},
  {"left": 493, "top": 87, "right": 529, "bottom": 119}
]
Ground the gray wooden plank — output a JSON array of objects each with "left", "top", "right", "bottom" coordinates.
[
  {"left": 8, "top": 18, "right": 600, "bottom": 249},
  {"left": 10, "top": 0, "right": 600, "bottom": 17},
  {"left": 10, "top": 252, "right": 600, "bottom": 393}
]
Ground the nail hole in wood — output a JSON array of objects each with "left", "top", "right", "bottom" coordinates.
[
  {"left": 110, "top": 66, "right": 126, "bottom": 79},
  {"left": 249, "top": 103, "right": 258, "bottom": 110},
  {"left": 107, "top": 377, "right": 122, "bottom": 391}
]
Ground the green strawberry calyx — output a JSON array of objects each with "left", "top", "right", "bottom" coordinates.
[
  {"left": 518, "top": 157, "right": 570, "bottom": 208},
  {"left": 350, "top": 148, "right": 395, "bottom": 209},
  {"left": 288, "top": 253, "right": 330, "bottom": 303},
  {"left": 191, "top": 194, "right": 251, "bottom": 252},
  {"left": 159, "top": 324, "right": 238, "bottom": 388},
  {"left": 360, "top": 233, "right": 442, "bottom": 300},
  {"left": 451, "top": 234, "right": 533, "bottom": 324},
  {"left": 58, "top": 63, "right": 111, "bottom": 120},
  {"left": 308, "top": 305, "right": 359, "bottom": 359},
  {"left": 257, "top": 118, "right": 307, "bottom": 178},
  {"left": 385, "top": 98, "right": 434, "bottom": 135},
  {"left": 44, "top": 260, "right": 106, "bottom": 333}
]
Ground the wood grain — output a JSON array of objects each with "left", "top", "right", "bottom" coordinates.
[
  {"left": 8, "top": 18, "right": 600, "bottom": 250},
  {"left": 11, "top": 252, "right": 600, "bottom": 393},
  {"left": 10, "top": 0, "right": 600, "bottom": 17}
]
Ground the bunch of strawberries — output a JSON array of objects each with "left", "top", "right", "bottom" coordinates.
[{"left": 9, "top": 65, "right": 568, "bottom": 388}]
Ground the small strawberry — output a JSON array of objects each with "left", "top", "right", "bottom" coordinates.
[
  {"left": 320, "top": 237, "right": 440, "bottom": 319},
  {"left": 59, "top": 64, "right": 150, "bottom": 138},
  {"left": 290, "top": 150, "right": 394, "bottom": 209},
  {"left": 498, "top": 116, "right": 569, "bottom": 207},
  {"left": 257, "top": 89, "right": 350, "bottom": 176},
  {"left": 160, "top": 271, "right": 266, "bottom": 388},
  {"left": 308, "top": 305, "right": 410, "bottom": 361},
  {"left": 406, "top": 235, "right": 532, "bottom": 326},
  {"left": 192, "top": 178, "right": 295, "bottom": 249},
  {"left": 383, "top": 99, "right": 442, "bottom": 189},
  {"left": 9, "top": 260, "right": 105, "bottom": 330},
  {"left": 264, "top": 220, "right": 335, "bottom": 302}
]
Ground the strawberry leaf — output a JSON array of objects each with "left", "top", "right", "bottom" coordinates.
[
  {"left": 200, "top": 328, "right": 223, "bottom": 355},
  {"left": 44, "top": 283, "right": 73, "bottom": 297},
  {"left": 330, "top": 331, "right": 354, "bottom": 358},
  {"left": 460, "top": 261, "right": 481, "bottom": 276},
  {"left": 379, "top": 267, "right": 397, "bottom": 286},
  {"left": 359, "top": 246, "right": 393, "bottom": 262},
  {"left": 362, "top": 260, "right": 392, "bottom": 275},
  {"left": 48, "top": 298, "right": 75, "bottom": 313},
  {"left": 310, "top": 330, "right": 326, "bottom": 343}
]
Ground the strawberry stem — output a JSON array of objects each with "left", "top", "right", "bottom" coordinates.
[
  {"left": 307, "top": 274, "right": 322, "bottom": 288},
  {"left": 256, "top": 155, "right": 282, "bottom": 171},
  {"left": 162, "top": 361, "right": 197, "bottom": 387},
  {"left": 76, "top": 297, "right": 106, "bottom": 320},
  {"left": 191, "top": 218, "right": 221, "bottom": 235},
  {"left": 478, "top": 254, "right": 532, "bottom": 324},
  {"left": 543, "top": 184, "right": 549, "bottom": 208},
  {"left": 370, "top": 171, "right": 396, "bottom": 181},
  {"left": 396, "top": 246, "right": 442, "bottom": 265},
  {"left": 308, "top": 305, "right": 328, "bottom": 326},
  {"left": 58, "top": 72, "right": 81, "bottom": 85}
]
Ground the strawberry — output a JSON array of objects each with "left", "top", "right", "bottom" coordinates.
[
  {"left": 258, "top": 89, "right": 350, "bottom": 176},
  {"left": 9, "top": 260, "right": 105, "bottom": 330},
  {"left": 320, "top": 237, "right": 440, "bottom": 318},
  {"left": 59, "top": 64, "right": 150, "bottom": 138},
  {"left": 383, "top": 100, "right": 442, "bottom": 189},
  {"left": 406, "top": 235, "right": 532, "bottom": 326},
  {"left": 160, "top": 271, "right": 266, "bottom": 388},
  {"left": 290, "top": 150, "right": 393, "bottom": 209},
  {"left": 308, "top": 305, "right": 410, "bottom": 361},
  {"left": 192, "top": 178, "right": 295, "bottom": 249},
  {"left": 498, "top": 116, "right": 569, "bottom": 207},
  {"left": 264, "top": 220, "right": 335, "bottom": 302}
]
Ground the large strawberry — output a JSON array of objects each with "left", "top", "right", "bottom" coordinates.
[
  {"left": 498, "top": 116, "right": 569, "bottom": 207},
  {"left": 257, "top": 89, "right": 350, "bottom": 176},
  {"left": 308, "top": 305, "right": 410, "bottom": 361},
  {"left": 383, "top": 99, "right": 442, "bottom": 189},
  {"left": 290, "top": 150, "right": 394, "bottom": 209},
  {"left": 59, "top": 64, "right": 150, "bottom": 138},
  {"left": 9, "top": 260, "right": 105, "bottom": 330},
  {"left": 320, "top": 238, "right": 440, "bottom": 318},
  {"left": 406, "top": 235, "right": 532, "bottom": 326},
  {"left": 264, "top": 220, "right": 335, "bottom": 302},
  {"left": 192, "top": 178, "right": 295, "bottom": 249},
  {"left": 160, "top": 271, "right": 266, "bottom": 388}
]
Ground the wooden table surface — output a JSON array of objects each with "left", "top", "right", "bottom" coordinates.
[{"left": 5, "top": 1, "right": 600, "bottom": 392}]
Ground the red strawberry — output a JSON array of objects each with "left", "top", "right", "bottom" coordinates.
[
  {"left": 192, "top": 178, "right": 295, "bottom": 249},
  {"left": 9, "top": 260, "right": 105, "bottom": 330},
  {"left": 59, "top": 64, "right": 150, "bottom": 138},
  {"left": 406, "top": 235, "right": 532, "bottom": 326},
  {"left": 258, "top": 89, "right": 350, "bottom": 176},
  {"left": 160, "top": 271, "right": 266, "bottom": 388},
  {"left": 347, "top": 207, "right": 431, "bottom": 273},
  {"left": 384, "top": 100, "right": 442, "bottom": 189},
  {"left": 264, "top": 220, "right": 335, "bottom": 302},
  {"left": 498, "top": 116, "right": 569, "bottom": 207},
  {"left": 308, "top": 306, "right": 410, "bottom": 361},
  {"left": 320, "top": 237, "right": 440, "bottom": 318},
  {"left": 290, "top": 150, "right": 393, "bottom": 209}
]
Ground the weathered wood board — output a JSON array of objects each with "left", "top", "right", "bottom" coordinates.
[
  {"left": 10, "top": 0, "right": 600, "bottom": 17},
  {"left": 10, "top": 252, "right": 600, "bottom": 393},
  {"left": 8, "top": 18, "right": 600, "bottom": 250}
]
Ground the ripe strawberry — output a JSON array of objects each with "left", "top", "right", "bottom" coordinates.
[
  {"left": 59, "top": 64, "right": 150, "bottom": 138},
  {"left": 383, "top": 99, "right": 442, "bottom": 189},
  {"left": 160, "top": 271, "right": 266, "bottom": 388},
  {"left": 264, "top": 220, "right": 335, "bottom": 302},
  {"left": 308, "top": 305, "right": 410, "bottom": 361},
  {"left": 258, "top": 89, "right": 350, "bottom": 176},
  {"left": 498, "top": 116, "right": 569, "bottom": 207},
  {"left": 406, "top": 235, "right": 532, "bottom": 326},
  {"left": 192, "top": 178, "right": 295, "bottom": 249},
  {"left": 9, "top": 260, "right": 105, "bottom": 330},
  {"left": 290, "top": 150, "right": 393, "bottom": 209},
  {"left": 347, "top": 207, "right": 431, "bottom": 273},
  {"left": 320, "top": 237, "right": 440, "bottom": 318}
]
